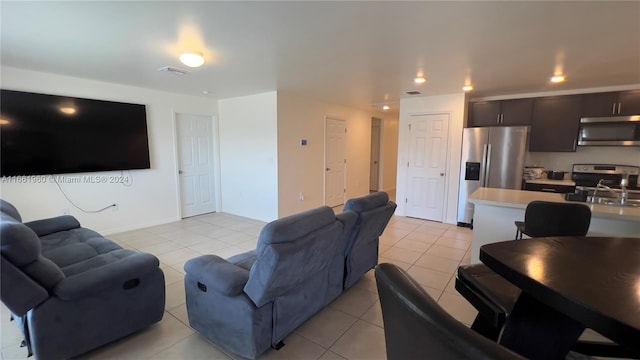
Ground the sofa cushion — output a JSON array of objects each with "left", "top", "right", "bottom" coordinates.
[
  {"left": 257, "top": 206, "right": 336, "bottom": 246},
  {"left": 344, "top": 191, "right": 389, "bottom": 213},
  {"left": 26, "top": 215, "right": 81, "bottom": 237},
  {"left": 1, "top": 217, "right": 65, "bottom": 290},
  {"left": 0, "top": 200, "right": 22, "bottom": 222},
  {"left": 1, "top": 216, "right": 41, "bottom": 266}
]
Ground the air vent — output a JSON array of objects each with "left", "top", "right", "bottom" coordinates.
[
  {"left": 157, "top": 66, "right": 190, "bottom": 75},
  {"left": 405, "top": 90, "right": 422, "bottom": 95}
]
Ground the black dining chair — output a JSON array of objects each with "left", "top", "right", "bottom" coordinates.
[
  {"left": 514, "top": 201, "right": 592, "bottom": 239},
  {"left": 456, "top": 201, "right": 592, "bottom": 341},
  {"left": 375, "top": 263, "right": 525, "bottom": 360},
  {"left": 456, "top": 202, "right": 633, "bottom": 357}
]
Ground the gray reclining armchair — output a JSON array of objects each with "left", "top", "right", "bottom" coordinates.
[
  {"left": 184, "top": 206, "right": 356, "bottom": 359},
  {"left": 343, "top": 192, "right": 396, "bottom": 289},
  {"left": 0, "top": 200, "right": 165, "bottom": 360}
]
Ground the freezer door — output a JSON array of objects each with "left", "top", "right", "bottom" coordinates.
[
  {"left": 485, "top": 126, "right": 527, "bottom": 189},
  {"left": 457, "top": 128, "right": 490, "bottom": 224}
]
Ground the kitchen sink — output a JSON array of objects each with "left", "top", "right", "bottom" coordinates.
[{"left": 588, "top": 196, "right": 640, "bottom": 208}]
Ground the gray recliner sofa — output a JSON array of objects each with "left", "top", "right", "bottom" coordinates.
[
  {"left": 0, "top": 200, "right": 166, "bottom": 360},
  {"left": 342, "top": 191, "right": 397, "bottom": 289},
  {"left": 184, "top": 206, "right": 357, "bottom": 359}
]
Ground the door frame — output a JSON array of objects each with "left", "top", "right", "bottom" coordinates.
[
  {"left": 172, "top": 111, "right": 222, "bottom": 219},
  {"left": 323, "top": 116, "right": 347, "bottom": 207},
  {"left": 404, "top": 112, "right": 451, "bottom": 222}
]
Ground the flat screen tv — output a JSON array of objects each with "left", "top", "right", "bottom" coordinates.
[{"left": 1, "top": 89, "right": 151, "bottom": 177}]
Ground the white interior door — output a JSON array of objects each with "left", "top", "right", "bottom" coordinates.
[
  {"left": 405, "top": 113, "right": 449, "bottom": 221},
  {"left": 325, "top": 118, "right": 346, "bottom": 207},
  {"left": 177, "top": 113, "right": 216, "bottom": 218},
  {"left": 370, "top": 119, "right": 381, "bottom": 191}
]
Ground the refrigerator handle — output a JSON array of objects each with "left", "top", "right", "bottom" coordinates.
[
  {"left": 480, "top": 143, "right": 488, "bottom": 187},
  {"left": 484, "top": 143, "right": 492, "bottom": 187}
]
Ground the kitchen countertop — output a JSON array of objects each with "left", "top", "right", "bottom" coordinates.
[
  {"left": 524, "top": 179, "right": 576, "bottom": 186},
  {"left": 469, "top": 187, "right": 640, "bottom": 222},
  {"left": 467, "top": 187, "right": 640, "bottom": 263}
]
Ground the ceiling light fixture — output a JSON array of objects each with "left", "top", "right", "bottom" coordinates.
[
  {"left": 0, "top": 119, "right": 9, "bottom": 125},
  {"left": 180, "top": 51, "right": 205, "bottom": 68},
  {"left": 550, "top": 75, "right": 566, "bottom": 83},
  {"left": 382, "top": 105, "right": 390, "bottom": 110},
  {"left": 59, "top": 107, "right": 76, "bottom": 115},
  {"left": 463, "top": 85, "right": 474, "bottom": 92},
  {"left": 414, "top": 77, "right": 426, "bottom": 84}
]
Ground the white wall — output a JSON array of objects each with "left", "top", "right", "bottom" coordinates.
[
  {"left": 218, "top": 92, "right": 279, "bottom": 222},
  {"left": 381, "top": 118, "right": 399, "bottom": 193},
  {"left": 396, "top": 93, "right": 466, "bottom": 224},
  {"left": 0, "top": 67, "right": 217, "bottom": 234},
  {"left": 276, "top": 92, "right": 388, "bottom": 217}
]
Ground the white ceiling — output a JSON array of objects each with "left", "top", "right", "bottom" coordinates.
[{"left": 2, "top": 1, "right": 639, "bottom": 113}]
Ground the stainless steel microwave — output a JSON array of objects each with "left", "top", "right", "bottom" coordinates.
[{"left": 578, "top": 116, "right": 640, "bottom": 146}]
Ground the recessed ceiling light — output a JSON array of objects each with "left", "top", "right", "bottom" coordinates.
[
  {"left": 463, "top": 85, "right": 474, "bottom": 92},
  {"left": 180, "top": 52, "right": 205, "bottom": 68},
  {"left": 414, "top": 77, "right": 426, "bottom": 84},
  {"left": 0, "top": 119, "right": 9, "bottom": 125},
  {"left": 382, "top": 105, "right": 390, "bottom": 110},
  {"left": 550, "top": 75, "right": 566, "bottom": 83}
]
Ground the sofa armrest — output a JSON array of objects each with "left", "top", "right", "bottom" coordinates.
[
  {"left": 25, "top": 215, "right": 81, "bottom": 237},
  {"left": 184, "top": 255, "right": 250, "bottom": 296},
  {"left": 53, "top": 252, "right": 160, "bottom": 300}
]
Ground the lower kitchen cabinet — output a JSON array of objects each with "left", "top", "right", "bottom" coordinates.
[{"left": 529, "top": 95, "right": 582, "bottom": 152}]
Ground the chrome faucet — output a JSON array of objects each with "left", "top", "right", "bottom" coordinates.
[
  {"left": 593, "top": 179, "right": 617, "bottom": 203},
  {"left": 620, "top": 174, "right": 629, "bottom": 205}
]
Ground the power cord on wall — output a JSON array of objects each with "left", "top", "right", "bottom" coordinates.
[{"left": 49, "top": 174, "right": 133, "bottom": 214}]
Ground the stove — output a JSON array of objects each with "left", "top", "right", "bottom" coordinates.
[{"left": 571, "top": 164, "right": 640, "bottom": 192}]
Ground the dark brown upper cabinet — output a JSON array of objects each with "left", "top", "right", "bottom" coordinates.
[
  {"left": 468, "top": 98, "right": 533, "bottom": 127},
  {"left": 581, "top": 90, "right": 640, "bottom": 117},
  {"left": 529, "top": 95, "right": 582, "bottom": 152}
]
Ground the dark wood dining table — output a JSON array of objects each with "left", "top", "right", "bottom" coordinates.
[{"left": 480, "top": 236, "right": 640, "bottom": 360}]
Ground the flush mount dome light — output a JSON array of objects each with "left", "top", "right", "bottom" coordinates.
[
  {"left": 180, "top": 52, "right": 205, "bottom": 68},
  {"left": 382, "top": 105, "right": 390, "bottom": 110},
  {"left": 59, "top": 107, "right": 76, "bottom": 115}
]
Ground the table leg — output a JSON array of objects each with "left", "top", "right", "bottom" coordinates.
[{"left": 499, "top": 293, "right": 585, "bottom": 360}]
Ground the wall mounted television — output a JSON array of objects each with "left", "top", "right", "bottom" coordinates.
[{"left": 1, "top": 89, "right": 151, "bottom": 177}]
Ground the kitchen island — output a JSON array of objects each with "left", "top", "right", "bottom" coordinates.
[{"left": 468, "top": 187, "right": 640, "bottom": 263}]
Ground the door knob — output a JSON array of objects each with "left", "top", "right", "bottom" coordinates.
[
  {"left": 440, "top": 173, "right": 445, "bottom": 176},
  {"left": 326, "top": 168, "right": 330, "bottom": 171},
  {"left": 179, "top": 170, "right": 183, "bottom": 174}
]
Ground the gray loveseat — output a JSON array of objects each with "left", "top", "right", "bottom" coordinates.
[
  {"left": 184, "top": 206, "right": 357, "bottom": 359},
  {"left": 0, "top": 200, "right": 165, "bottom": 360},
  {"left": 184, "top": 192, "right": 396, "bottom": 359}
]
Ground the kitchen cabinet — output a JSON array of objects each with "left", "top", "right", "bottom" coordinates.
[
  {"left": 529, "top": 95, "right": 582, "bottom": 152},
  {"left": 468, "top": 98, "right": 533, "bottom": 127},
  {"left": 581, "top": 90, "right": 640, "bottom": 117}
]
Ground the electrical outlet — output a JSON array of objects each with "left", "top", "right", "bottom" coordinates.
[
  {"left": 61, "top": 208, "right": 70, "bottom": 215},
  {"left": 112, "top": 203, "right": 119, "bottom": 211}
]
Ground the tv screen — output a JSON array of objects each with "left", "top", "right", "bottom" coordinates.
[{"left": 1, "top": 89, "right": 151, "bottom": 177}]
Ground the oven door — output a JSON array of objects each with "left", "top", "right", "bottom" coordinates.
[{"left": 578, "top": 116, "right": 640, "bottom": 146}]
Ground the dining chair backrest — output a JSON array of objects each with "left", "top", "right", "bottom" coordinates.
[
  {"left": 375, "top": 263, "right": 525, "bottom": 360},
  {"left": 523, "top": 201, "right": 591, "bottom": 237}
]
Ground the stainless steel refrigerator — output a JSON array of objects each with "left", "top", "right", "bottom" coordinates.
[{"left": 457, "top": 126, "right": 528, "bottom": 227}]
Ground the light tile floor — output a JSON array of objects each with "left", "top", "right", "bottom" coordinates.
[{"left": 0, "top": 209, "right": 598, "bottom": 360}]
